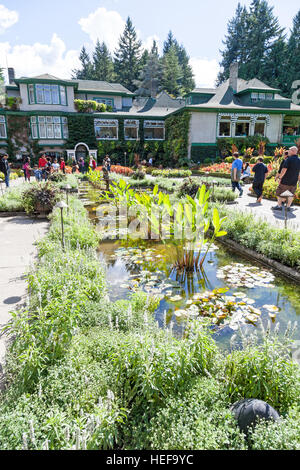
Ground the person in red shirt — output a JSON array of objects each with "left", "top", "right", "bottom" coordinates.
[
  {"left": 89, "top": 156, "right": 97, "bottom": 171},
  {"left": 38, "top": 154, "right": 47, "bottom": 169},
  {"left": 60, "top": 158, "right": 66, "bottom": 174},
  {"left": 38, "top": 154, "right": 48, "bottom": 180}
]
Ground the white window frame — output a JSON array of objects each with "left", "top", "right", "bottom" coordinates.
[
  {"left": 94, "top": 119, "right": 118, "bottom": 140},
  {"left": 144, "top": 120, "right": 165, "bottom": 141},
  {"left": 31, "top": 116, "right": 68, "bottom": 140},
  {"left": 235, "top": 117, "right": 251, "bottom": 137},
  {"left": 0, "top": 115, "right": 7, "bottom": 138},
  {"left": 254, "top": 118, "right": 266, "bottom": 137},
  {"left": 124, "top": 119, "right": 139, "bottom": 140},
  {"left": 94, "top": 97, "right": 114, "bottom": 108},
  {"left": 218, "top": 118, "right": 232, "bottom": 138}
]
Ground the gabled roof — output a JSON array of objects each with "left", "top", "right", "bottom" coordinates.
[
  {"left": 236, "top": 78, "right": 280, "bottom": 95},
  {"left": 186, "top": 78, "right": 298, "bottom": 111},
  {"left": 189, "top": 88, "right": 216, "bottom": 95},
  {"left": 74, "top": 80, "right": 134, "bottom": 96},
  {"left": 14, "top": 74, "right": 76, "bottom": 86}
]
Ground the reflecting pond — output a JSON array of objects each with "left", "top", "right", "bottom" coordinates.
[{"left": 81, "top": 184, "right": 300, "bottom": 348}]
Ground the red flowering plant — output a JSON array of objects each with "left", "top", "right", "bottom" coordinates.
[{"left": 95, "top": 165, "right": 134, "bottom": 176}]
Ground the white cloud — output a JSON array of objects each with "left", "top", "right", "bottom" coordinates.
[
  {"left": 79, "top": 7, "right": 125, "bottom": 52},
  {"left": 0, "top": 4, "right": 19, "bottom": 34},
  {"left": 190, "top": 57, "right": 219, "bottom": 88},
  {"left": 0, "top": 34, "right": 80, "bottom": 79}
]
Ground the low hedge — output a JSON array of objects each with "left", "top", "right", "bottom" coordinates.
[{"left": 151, "top": 169, "right": 192, "bottom": 178}]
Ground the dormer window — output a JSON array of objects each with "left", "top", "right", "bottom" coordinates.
[
  {"left": 251, "top": 92, "right": 274, "bottom": 102},
  {"left": 28, "top": 84, "right": 67, "bottom": 105}
]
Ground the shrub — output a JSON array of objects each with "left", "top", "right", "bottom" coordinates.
[
  {"left": 132, "top": 378, "right": 246, "bottom": 450},
  {"left": 22, "top": 182, "right": 59, "bottom": 214},
  {"left": 249, "top": 407, "right": 300, "bottom": 450},
  {"left": 74, "top": 100, "right": 98, "bottom": 113},
  {"left": 223, "top": 329, "right": 300, "bottom": 413}
]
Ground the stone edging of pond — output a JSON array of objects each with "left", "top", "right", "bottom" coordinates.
[
  {"left": 218, "top": 237, "right": 300, "bottom": 284},
  {"left": 0, "top": 211, "right": 27, "bottom": 218}
]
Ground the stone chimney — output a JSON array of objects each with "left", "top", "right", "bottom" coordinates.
[
  {"left": 8, "top": 68, "right": 15, "bottom": 84},
  {"left": 229, "top": 63, "right": 238, "bottom": 93}
]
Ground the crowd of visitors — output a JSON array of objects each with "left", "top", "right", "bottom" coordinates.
[{"left": 231, "top": 146, "right": 300, "bottom": 210}]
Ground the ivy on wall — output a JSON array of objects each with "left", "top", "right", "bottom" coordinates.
[
  {"left": 65, "top": 115, "right": 97, "bottom": 150},
  {"left": 191, "top": 146, "right": 218, "bottom": 163},
  {"left": 6, "top": 115, "right": 40, "bottom": 161},
  {"left": 64, "top": 110, "right": 191, "bottom": 167},
  {"left": 164, "top": 110, "right": 191, "bottom": 166}
]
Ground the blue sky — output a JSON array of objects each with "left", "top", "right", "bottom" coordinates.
[{"left": 0, "top": 0, "right": 299, "bottom": 86}]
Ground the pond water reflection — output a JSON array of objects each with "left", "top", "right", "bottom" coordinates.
[
  {"left": 98, "top": 239, "right": 300, "bottom": 348},
  {"left": 81, "top": 184, "right": 300, "bottom": 349}
]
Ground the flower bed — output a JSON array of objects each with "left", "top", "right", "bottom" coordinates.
[
  {"left": 198, "top": 161, "right": 277, "bottom": 179},
  {"left": 249, "top": 177, "right": 300, "bottom": 205},
  {"left": 96, "top": 165, "right": 134, "bottom": 176}
]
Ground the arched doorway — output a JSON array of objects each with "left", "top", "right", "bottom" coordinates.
[
  {"left": 75, "top": 142, "right": 89, "bottom": 161},
  {"left": 66, "top": 143, "right": 97, "bottom": 164}
]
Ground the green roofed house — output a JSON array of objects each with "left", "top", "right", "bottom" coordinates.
[{"left": 1, "top": 63, "right": 300, "bottom": 162}]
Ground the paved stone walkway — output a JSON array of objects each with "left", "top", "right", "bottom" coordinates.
[
  {"left": 0, "top": 215, "right": 48, "bottom": 384},
  {"left": 234, "top": 184, "right": 300, "bottom": 231}
]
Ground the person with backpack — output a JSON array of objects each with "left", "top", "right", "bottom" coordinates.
[
  {"left": 273, "top": 146, "right": 300, "bottom": 212},
  {"left": 252, "top": 158, "right": 268, "bottom": 204}
]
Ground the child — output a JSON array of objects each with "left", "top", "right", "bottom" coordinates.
[{"left": 33, "top": 165, "right": 42, "bottom": 182}]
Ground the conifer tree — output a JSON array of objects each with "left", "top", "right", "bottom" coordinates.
[
  {"left": 92, "top": 40, "right": 115, "bottom": 82},
  {"left": 177, "top": 45, "right": 195, "bottom": 94},
  {"left": 286, "top": 10, "right": 300, "bottom": 97},
  {"left": 135, "top": 40, "right": 162, "bottom": 97},
  {"left": 217, "top": 3, "right": 248, "bottom": 84},
  {"left": 163, "top": 31, "right": 179, "bottom": 54},
  {"left": 114, "top": 17, "right": 142, "bottom": 91},
  {"left": 218, "top": 1, "right": 284, "bottom": 87},
  {"left": 72, "top": 46, "right": 94, "bottom": 80},
  {"left": 161, "top": 44, "right": 182, "bottom": 97}
]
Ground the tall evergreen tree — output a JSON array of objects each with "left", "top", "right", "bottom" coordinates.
[
  {"left": 217, "top": 3, "right": 249, "bottom": 84},
  {"left": 114, "top": 17, "right": 142, "bottom": 91},
  {"left": 241, "top": 0, "right": 284, "bottom": 80},
  {"left": 286, "top": 10, "right": 300, "bottom": 97},
  {"left": 163, "top": 31, "right": 195, "bottom": 94},
  {"left": 135, "top": 40, "right": 162, "bottom": 97},
  {"left": 161, "top": 44, "right": 182, "bottom": 97},
  {"left": 218, "top": 1, "right": 284, "bottom": 87},
  {"left": 176, "top": 45, "right": 195, "bottom": 94},
  {"left": 163, "top": 31, "right": 178, "bottom": 54},
  {"left": 92, "top": 40, "right": 115, "bottom": 82},
  {"left": 72, "top": 46, "right": 94, "bottom": 80},
  {"left": 262, "top": 35, "right": 289, "bottom": 94}
]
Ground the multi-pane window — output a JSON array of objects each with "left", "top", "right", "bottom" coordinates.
[
  {"left": 251, "top": 92, "right": 274, "bottom": 102},
  {"left": 254, "top": 117, "right": 266, "bottom": 136},
  {"left": 124, "top": 120, "right": 139, "bottom": 140},
  {"left": 0, "top": 116, "right": 7, "bottom": 138},
  {"left": 218, "top": 117, "right": 231, "bottom": 137},
  {"left": 94, "top": 119, "right": 118, "bottom": 140},
  {"left": 93, "top": 97, "right": 114, "bottom": 108},
  {"left": 28, "top": 84, "right": 67, "bottom": 105},
  {"left": 31, "top": 116, "right": 68, "bottom": 139},
  {"left": 235, "top": 117, "right": 250, "bottom": 137},
  {"left": 144, "top": 121, "right": 165, "bottom": 140}
]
